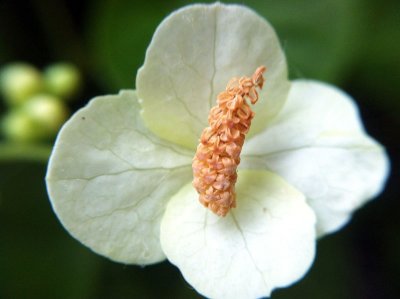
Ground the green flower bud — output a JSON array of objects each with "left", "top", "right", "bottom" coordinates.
[
  {"left": 0, "top": 63, "right": 43, "bottom": 105},
  {"left": 44, "top": 63, "right": 82, "bottom": 100},
  {"left": 1, "top": 110, "right": 44, "bottom": 142},
  {"left": 23, "top": 94, "right": 69, "bottom": 136}
]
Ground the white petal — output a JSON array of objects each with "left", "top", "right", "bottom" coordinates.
[
  {"left": 46, "top": 90, "right": 193, "bottom": 264},
  {"left": 160, "top": 170, "right": 316, "bottom": 299},
  {"left": 137, "top": 3, "right": 289, "bottom": 149},
  {"left": 242, "top": 80, "right": 390, "bottom": 236}
]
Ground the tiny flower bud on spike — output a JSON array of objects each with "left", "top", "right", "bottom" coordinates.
[{"left": 192, "top": 66, "right": 266, "bottom": 216}]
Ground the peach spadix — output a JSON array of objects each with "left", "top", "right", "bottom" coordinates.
[{"left": 193, "top": 66, "right": 266, "bottom": 216}]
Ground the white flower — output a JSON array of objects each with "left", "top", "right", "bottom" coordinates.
[{"left": 46, "top": 3, "right": 389, "bottom": 299}]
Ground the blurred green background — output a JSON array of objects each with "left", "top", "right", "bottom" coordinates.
[{"left": 0, "top": 0, "right": 399, "bottom": 298}]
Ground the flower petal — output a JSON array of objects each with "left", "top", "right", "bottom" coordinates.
[
  {"left": 46, "top": 90, "right": 193, "bottom": 264},
  {"left": 137, "top": 3, "right": 289, "bottom": 149},
  {"left": 242, "top": 80, "right": 390, "bottom": 236},
  {"left": 160, "top": 170, "right": 316, "bottom": 299}
]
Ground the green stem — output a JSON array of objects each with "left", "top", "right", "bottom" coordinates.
[{"left": 0, "top": 142, "right": 52, "bottom": 162}]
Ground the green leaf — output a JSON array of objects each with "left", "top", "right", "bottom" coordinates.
[
  {"left": 242, "top": 0, "right": 365, "bottom": 83},
  {"left": 88, "top": 0, "right": 364, "bottom": 91},
  {"left": 87, "top": 0, "right": 177, "bottom": 91},
  {"left": 349, "top": 0, "right": 400, "bottom": 124},
  {"left": 0, "top": 162, "right": 101, "bottom": 299}
]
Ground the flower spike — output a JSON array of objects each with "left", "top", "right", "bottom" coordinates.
[{"left": 192, "top": 66, "right": 266, "bottom": 216}]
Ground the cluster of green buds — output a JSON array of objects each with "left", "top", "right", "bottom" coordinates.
[{"left": 0, "top": 62, "right": 82, "bottom": 142}]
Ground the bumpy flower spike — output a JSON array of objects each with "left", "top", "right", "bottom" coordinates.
[{"left": 192, "top": 66, "right": 266, "bottom": 216}]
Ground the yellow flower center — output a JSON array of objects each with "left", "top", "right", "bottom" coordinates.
[{"left": 192, "top": 66, "right": 266, "bottom": 216}]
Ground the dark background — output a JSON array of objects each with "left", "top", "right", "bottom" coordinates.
[{"left": 0, "top": 0, "right": 399, "bottom": 298}]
